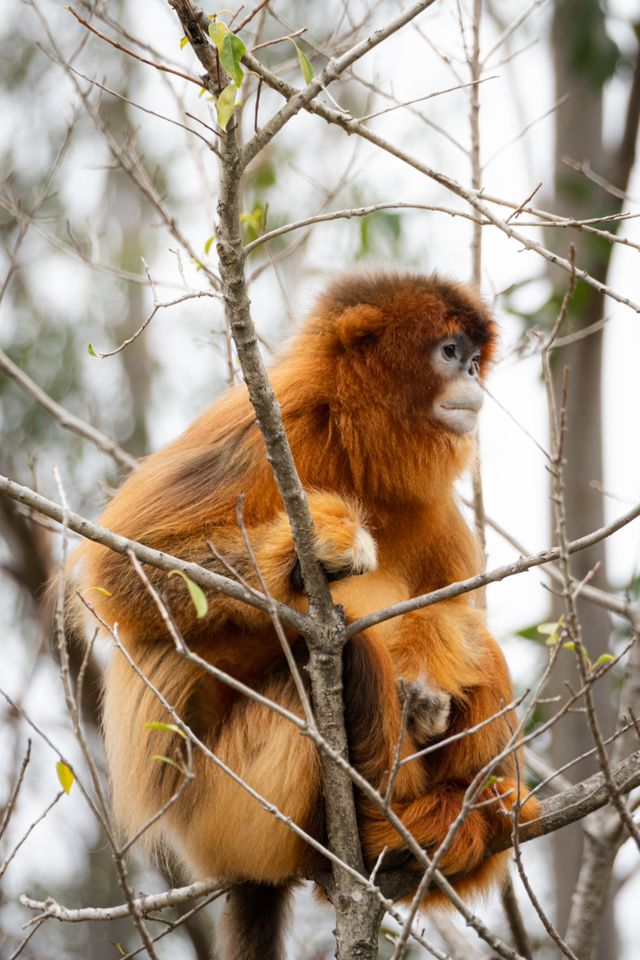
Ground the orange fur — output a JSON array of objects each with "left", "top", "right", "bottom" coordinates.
[{"left": 71, "top": 271, "right": 538, "bottom": 934}]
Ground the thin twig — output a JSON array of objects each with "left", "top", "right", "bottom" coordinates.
[
  {"left": 67, "top": 8, "right": 203, "bottom": 87},
  {"left": 92, "top": 290, "right": 219, "bottom": 358},
  {"left": 0, "top": 741, "right": 31, "bottom": 843},
  {"left": 242, "top": 49, "right": 640, "bottom": 314},
  {"left": 359, "top": 75, "right": 496, "bottom": 122}
]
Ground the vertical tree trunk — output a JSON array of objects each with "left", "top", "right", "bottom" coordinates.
[
  {"left": 548, "top": 5, "right": 640, "bottom": 957},
  {"left": 549, "top": 1, "right": 610, "bottom": 954},
  {"left": 108, "top": 86, "right": 152, "bottom": 459}
]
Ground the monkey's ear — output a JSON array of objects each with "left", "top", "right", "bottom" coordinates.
[{"left": 336, "top": 305, "right": 385, "bottom": 348}]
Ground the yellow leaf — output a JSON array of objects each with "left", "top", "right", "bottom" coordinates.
[
  {"left": 168, "top": 569, "right": 208, "bottom": 619},
  {"left": 56, "top": 760, "right": 75, "bottom": 794},
  {"left": 152, "top": 754, "right": 183, "bottom": 771},
  {"left": 180, "top": 36, "right": 189, "bottom": 49},
  {"left": 145, "top": 721, "right": 186, "bottom": 738},
  {"left": 208, "top": 21, "right": 227, "bottom": 51},
  {"left": 537, "top": 620, "right": 561, "bottom": 635},
  {"left": 216, "top": 83, "right": 237, "bottom": 132},
  {"left": 594, "top": 653, "right": 615, "bottom": 667},
  {"left": 85, "top": 586, "right": 112, "bottom": 598},
  {"left": 538, "top": 616, "right": 564, "bottom": 646}
]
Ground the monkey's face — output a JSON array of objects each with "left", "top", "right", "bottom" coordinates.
[
  {"left": 430, "top": 331, "right": 484, "bottom": 435},
  {"left": 306, "top": 272, "right": 497, "bottom": 440}
]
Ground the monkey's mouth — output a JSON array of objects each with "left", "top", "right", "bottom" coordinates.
[
  {"left": 439, "top": 400, "right": 482, "bottom": 413},
  {"left": 435, "top": 403, "right": 480, "bottom": 435}
]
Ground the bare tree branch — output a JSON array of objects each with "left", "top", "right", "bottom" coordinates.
[{"left": 0, "top": 348, "right": 138, "bottom": 472}]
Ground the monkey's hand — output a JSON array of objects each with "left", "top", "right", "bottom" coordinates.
[
  {"left": 192, "top": 492, "right": 377, "bottom": 629},
  {"left": 398, "top": 677, "right": 452, "bottom": 745},
  {"left": 290, "top": 492, "right": 378, "bottom": 591}
]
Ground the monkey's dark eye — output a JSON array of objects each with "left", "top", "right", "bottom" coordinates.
[{"left": 442, "top": 342, "right": 457, "bottom": 360}]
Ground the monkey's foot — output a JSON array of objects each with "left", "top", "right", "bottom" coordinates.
[
  {"left": 291, "top": 492, "right": 377, "bottom": 590},
  {"left": 399, "top": 677, "right": 451, "bottom": 745}
]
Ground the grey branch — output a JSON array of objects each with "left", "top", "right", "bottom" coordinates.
[
  {"left": 0, "top": 473, "right": 308, "bottom": 634},
  {"left": 19, "top": 748, "right": 640, "bottom": 921},
  {"left": 241, "top": 49, "right": 640, "bottom": 315},
  {"left": 0, "top": 472, "right": 637, "bottom": 639},
  {"left": 345, "top": 496, "right": 640, "bottom": 635}
]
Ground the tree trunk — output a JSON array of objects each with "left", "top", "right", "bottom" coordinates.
[{"left": 548, "top": 5, "right": 640, "bottom": 957}]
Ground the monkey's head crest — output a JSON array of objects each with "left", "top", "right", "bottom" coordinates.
[{"left": 309, "top": 270, "right": 497, "bottom": 373}]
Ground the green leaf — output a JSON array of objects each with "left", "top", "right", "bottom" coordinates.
[
  {"left": 290, "top": 39, "right": 314, "bottom": 85},
  {"left": 145, "top": 721, "right": 187, "bottom": 738},
  {"left": 482, "top": 774, "right": 504, "bottom": 791},
  {"left": 152, "top": 754, "right": 184, "bottom": 771},
  {"left": 204, "top": 234, "right": 215, "bottom": 255},
  {"left": 220, "top": 32, "right": 246, "bottom": 86},
  {"left": 517, "top": 625, "right": 542, "bottom": 642},
  {"left": 87, "top": 343, "right": 97, "bottom": 357},
  {"left": 240, "top": 203, "right": 267, "bottom": 241},
  {"left": 208, "top": 21, "right": 227, "bottom": 51},
  {"left": 168, "top": 569, "right": 208, "bottom": 619},
  {"left": 563, "top": 640, "right": 590, "bottom": 664},
  {"left": 56, "top": 760, "right": 75, "bottom": 794},
  {"left": 180, "top": 35, "right": 190, "bottom": 49},
  {"left": 216, "top": 83, "right": 237, "bottom": 131},
  {"left": 538, "top": 616, "right": 564, "bottom": 646},
  {"left": 593, "top": 653, "right": 615, "bottom": 667}
]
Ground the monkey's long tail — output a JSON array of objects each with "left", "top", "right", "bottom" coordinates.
[{"left": 217, "top": 882, "right": 294, "bottom": 960}]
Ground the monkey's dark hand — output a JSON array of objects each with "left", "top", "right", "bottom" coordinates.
[
  {"left": 287, "top": 491, "right": 377, "bottom": 593},
  {"left": 290, "top": 556, "right": 367, "bottom": 592},
  {"left": 398, "top": 677, "right": 452, "bottom": 745}
]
